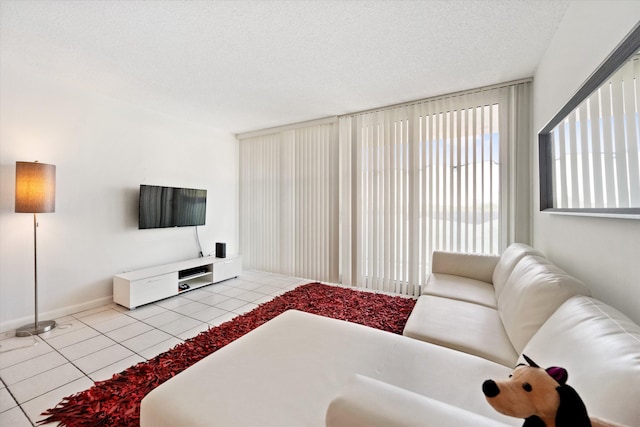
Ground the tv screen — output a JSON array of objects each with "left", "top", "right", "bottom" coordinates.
[{"left": 139, "top": 185, "right": 207, "bottom": 229}]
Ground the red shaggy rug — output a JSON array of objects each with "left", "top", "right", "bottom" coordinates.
[{"left": 40, "top": 282, "right": 416, "bottom": 426}]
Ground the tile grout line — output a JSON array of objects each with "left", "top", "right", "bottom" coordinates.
[
  {"left": 5, "top": 283, "right": 277, "bottom": 413},
  {"left": 1, "top": 371, "right": 36, "bottom": 426},
  {"left": 0, "top": 272, "right": 310, "bottom": 426}
]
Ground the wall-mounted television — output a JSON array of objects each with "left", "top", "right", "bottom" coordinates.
[{"left": 139, "top": 185, "right": 207, "bottom": 229}]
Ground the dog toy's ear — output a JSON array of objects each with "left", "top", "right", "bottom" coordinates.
[
  {"left": 523, "top": 354, "right": 540, "bottom": 368},
  {"left": 546, "top": 366, "right": 568, "bottom": 385},
  {"left": 555, "top": 384, "right": 592, "bottom": 427},
  {"left": 522, "top": 354, "right": 569, "bottom": 385}
]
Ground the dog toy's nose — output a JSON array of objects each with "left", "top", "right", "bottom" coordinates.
[{"left": 482, "top": 379, "right": 500, "bottom": 397}]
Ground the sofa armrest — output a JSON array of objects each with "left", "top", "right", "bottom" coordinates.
[
  {"left": 431, "top": 251, "right": 500, "bottom": 284},
  {"left": 325, "top": 375, "right": 514, "bottom": 427}
]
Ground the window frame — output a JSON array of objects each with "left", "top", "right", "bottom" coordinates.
[{"left": 539, "top": 23, "right": 640, "bottom": 218}]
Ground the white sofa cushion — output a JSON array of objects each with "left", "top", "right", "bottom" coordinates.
[
  {"left": 521, "top": 296, "right": 640, "bottom": 427},
  {"left": 326, "top": 374, "right": 516, "bottom": 427},
  {"left": 430, "top": 251, "right": 500, "bottom": 284},
  {"left": 403, "top": 295, "right": 518, "bottom": 366},
  {"left": 141, "top": 310, "right": 513, "bottom": 427},
  {"left": 497, "top": 255, "right": 590, "bottom": 353},
  {"left": 422, "top": 273, "right": 497, "bottom": 308},
  {"left": 492, "top": 243, "right": 543, "bottom": 297}
]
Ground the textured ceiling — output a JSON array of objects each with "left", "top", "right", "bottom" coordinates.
[{"left": 1, "top": 0, "right": 570, "bottom": 134}]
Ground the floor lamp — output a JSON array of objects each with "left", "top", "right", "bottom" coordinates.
[{"left": 15, "top": 161, "right": 57, "bottom": 337}]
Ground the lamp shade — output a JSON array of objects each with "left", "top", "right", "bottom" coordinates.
[{"left": 15, "top": 161, "right": 56, "bottom": 213}]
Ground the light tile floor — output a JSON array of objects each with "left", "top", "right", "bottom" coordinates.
[{"left": 0, "top": 270, "right": 309, "bottom": 426}]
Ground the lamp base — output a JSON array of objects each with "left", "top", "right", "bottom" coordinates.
[{"left": 15, "top": 320, "right": 56, "bottom": 337}]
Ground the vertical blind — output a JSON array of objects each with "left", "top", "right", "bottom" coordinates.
[
  {"left": 239, "top": 122, "right": 339, "bottom": 283},
  {"left": 551, "top": 54, "right": 640, "bottom": 209},
  {"left": 339, "top": 82, "right": 531, "bottom": 295},
  {"left": 239, "top": 82, "right": 531, "bottom": 295}
]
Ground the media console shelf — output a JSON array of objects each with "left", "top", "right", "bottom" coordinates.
[{"left": 113, "top": 255, "right": 241, "bottom": 309}]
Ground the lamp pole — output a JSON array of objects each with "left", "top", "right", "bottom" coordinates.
[{"left": 33, "top": 212, "right": 39, "bottom": 329}]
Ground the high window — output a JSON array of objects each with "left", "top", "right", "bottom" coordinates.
[
  {"left": 339, "top": 82, "right": 531, "bottom": 295},
  {"left": 239, "top": 81, "right": 532, "bottom": 296},
  {"left": 238, "top": 120, "right": 340, "bottom": 283}
]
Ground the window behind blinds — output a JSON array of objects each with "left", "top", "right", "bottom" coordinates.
[
  {"left": 339, "top": 93, "right": 505, "bottom": 295},
  {"left": 239, "top": 122, "right": 339, "bottom": 283},
  {"left": 238, "top": 82, "right": 531, "bottom": 295}
]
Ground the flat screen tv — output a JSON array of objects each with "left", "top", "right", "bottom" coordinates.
[{"left": 139, "top": 185, "right": 207, "bottom": 229}]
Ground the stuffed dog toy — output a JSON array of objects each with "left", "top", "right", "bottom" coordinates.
[{"left": 482, "top": 355, "right": 626, "bottom": 427}]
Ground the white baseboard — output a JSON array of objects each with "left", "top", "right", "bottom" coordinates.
[{"left": 0, "top": 295, "right": 114, "bottom": 336}]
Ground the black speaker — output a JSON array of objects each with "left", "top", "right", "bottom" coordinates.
[{"left": 216, "top": 242, "right": 226, "bottom": 258}]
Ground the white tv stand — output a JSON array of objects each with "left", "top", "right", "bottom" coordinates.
[{"left": 113, "top": 255, "right": 241, "bottom": 309}]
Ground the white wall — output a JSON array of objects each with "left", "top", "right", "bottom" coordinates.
[
  {"left": 533, "top": 1, "right": 640, "bottom": 324},
  {"left": 0, "top": 54, "right": 239, "bottom": 332}
]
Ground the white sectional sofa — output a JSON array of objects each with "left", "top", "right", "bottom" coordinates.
[
  {"left": 403, "top": 244, "right": 590, "bottom": 366},
  {"left": 140, "top": 244, "right": 640, "bottom": 427}
]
